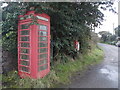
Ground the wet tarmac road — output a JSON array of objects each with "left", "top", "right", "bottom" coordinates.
[{"left": 63, "top": 43, "right": 118, "bottom": 88}]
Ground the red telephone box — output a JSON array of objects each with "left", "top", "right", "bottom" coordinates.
[{"left": 18, "top": 11, "right": 50, "bottom": 79}]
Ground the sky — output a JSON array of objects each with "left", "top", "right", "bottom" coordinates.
[{"left": 95, "top": 2, "right": 118, "bottom": 34}]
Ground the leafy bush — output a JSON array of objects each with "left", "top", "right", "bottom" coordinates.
[{"left": 2, "top": 2, "right": 113, "bottom": 65}]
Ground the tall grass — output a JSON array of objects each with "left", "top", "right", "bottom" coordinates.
[{"left": 2, "top": 46, "right": 104, "bottom": 88}]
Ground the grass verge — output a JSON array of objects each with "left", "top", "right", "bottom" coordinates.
[{"left": 2, "top": 46, "right": 104, "bottom": 88}]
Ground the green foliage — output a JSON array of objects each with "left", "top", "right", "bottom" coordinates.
[
  {"left": 2, "top": 46, "right": 103, "bottom": 88},
  {"left": 1, "top": 2, "right": 114, "bottom": 88},
  {"left": 2, "top": 70, "right": 60, "bottom": 88},
  {"left": 2, "top": 2, "right": 114, "bottom": 66},
  {"left": 2, "top": 71, "right": 20, "bottom": 88},
  {"left": 99, "top": 31, "right": 117, "bottom": 44},
  {"left": 114, "top": 25, "right": 120, "bottom": 37},
  {"left": 2, "top": 2, "right": 109, "bottom": 55}
]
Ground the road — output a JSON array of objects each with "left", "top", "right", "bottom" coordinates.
[{"left": 62, "top": 43, "right": 118, "bottom": 88}]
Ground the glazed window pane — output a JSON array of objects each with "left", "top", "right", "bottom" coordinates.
[
  {"left": 38, "top": 48, "right": 47, "bottom": 53},
  {"left": 21, "top": 60, "right": 29, "bottom": 66},
  {"left": 21, "top": 24, "right": 29, "bottom": 29},
  {"left": 38, "top": 59, "right": 47, "bottom": 65},
  {"left": 38, "top": 43, "right": 47, "bottom": 47},
  {"left": 39, "top": 25, "right": 47, "bottom": 30},
  {"left": 21, "top": 37, "right": 29, "bottom": 41},
  {"left": 21, "top": 43, "right": 30, "bottom": 47},
  {"left": 21, "top": 49, "right": 29, "bottom": 53},
  {"left": 21, "top": 30, "right": 29, "bottom": 35},
  {"left": 38, "top": 64, "right": 48, "bottom": 71},
  {"left": 21, "top": 55, "right": 29, "bottom": 60},
  {"left": 38, "top": 54, "right": 47, "bottom": 59},
  {"left": 38, "top": 31, "right": 47, "bottom": 36},
  {"left": 21, "top": 66, "right": 29, "bottom": 72},
  {"left": 38, "top": 37, "right": 47, "bottom": 41}
]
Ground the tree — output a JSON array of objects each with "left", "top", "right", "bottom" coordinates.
[
  {"left": 109, "top": 34, "right": 116, "bottom": 41},
  {"left": 99, "top": 31, "right": 112, "bottom": 42},
  {"left": 2, "top": 2, "right": 115, "bottom": 66},
  {"left": 114, "top": 25, "right": 120, "bottom": 37}
]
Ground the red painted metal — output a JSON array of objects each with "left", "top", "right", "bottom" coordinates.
[
  {"left": 74, "top": 40, "right": 80, "bottom": 51},
  {"left": 18, "top": 11, "right": 50, "bottom": 79}
]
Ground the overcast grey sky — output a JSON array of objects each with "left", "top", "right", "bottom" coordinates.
[{"left": 95, "top": 2, "right": 118, "bottom": 34}]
